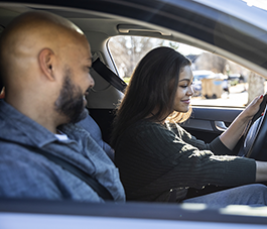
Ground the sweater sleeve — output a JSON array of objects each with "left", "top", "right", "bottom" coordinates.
[
  {"left": 168, "top": 123, "right": 233, "bottom": 155},
  {"left": 134, "top": 122, "right": 256, "bottom": 190}
]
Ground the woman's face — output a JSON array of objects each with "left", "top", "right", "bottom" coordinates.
[{"left": 173, "top": 65, "right": 194, "bottom": 113}]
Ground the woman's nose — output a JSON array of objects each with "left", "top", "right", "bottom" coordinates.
[{"left": 187, "top": 84, "right": 194, "bottom": 96}]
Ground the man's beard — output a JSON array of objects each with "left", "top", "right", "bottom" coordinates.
[{"left": 55, "top": 70, "right": 88, "bottom": 124}]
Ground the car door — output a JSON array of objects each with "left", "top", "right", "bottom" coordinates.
[{"left": 181, "top": 106, "right": 243, "bottom": 143}]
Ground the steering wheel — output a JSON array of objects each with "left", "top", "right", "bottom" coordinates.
[{"left": 238, "top": 97, "right": 267, "bottom": 160}]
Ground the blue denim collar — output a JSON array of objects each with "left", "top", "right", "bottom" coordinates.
[{"left": 0, "top": 99, "right": 60, "bottom": 147}]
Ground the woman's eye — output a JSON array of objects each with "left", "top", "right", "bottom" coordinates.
[{"left": 180, "top": 85, "right": 188, "bottom": 88}]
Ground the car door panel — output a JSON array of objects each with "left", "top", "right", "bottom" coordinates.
[{"left": 181, "top": 107, "right": 243, "bottom": 143}]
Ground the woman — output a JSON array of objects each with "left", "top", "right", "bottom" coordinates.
[{"left": 112, "top": 47, "right": 267, "bottom": 206}]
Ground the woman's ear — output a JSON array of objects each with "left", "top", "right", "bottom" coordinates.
[
  {"left": 0, "top": 87, "right": 5, "bottom": 99},
  {"left": 38, "top": 48, "right": 56, "bottom": 81}
]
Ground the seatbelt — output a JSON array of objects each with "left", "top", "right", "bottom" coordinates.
[
  {"left": 0, "top": 139, "right": 113, "bottom": 200},
  {"left": 92, "top": 58, "right": 127, "bottom": 93}
]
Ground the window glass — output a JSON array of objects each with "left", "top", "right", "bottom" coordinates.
[{"left": 108, "top": 36, "right": 266, "bottom": 108}]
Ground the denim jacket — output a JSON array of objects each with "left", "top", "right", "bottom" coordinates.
[{"left": 0, "top": 100, "right": 125, "bottom": 202}]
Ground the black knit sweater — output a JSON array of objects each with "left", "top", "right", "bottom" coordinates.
[{"left": 115, "top": 120, "right": 256, "bottom": 202}]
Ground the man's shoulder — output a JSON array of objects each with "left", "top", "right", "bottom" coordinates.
[
  {"left": 0, "top": 140, "right": 52, "bottom": 169},
  {"left": 0, "top": 145, "right": 62, "bottom": 199},
  {"left": 0, "top": 140, "right": 29, "bottom": 155}
]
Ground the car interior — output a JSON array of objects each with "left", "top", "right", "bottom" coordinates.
[
  {"left": 1, "top": 0, "right": 267, "bottom": 227},
  {"left": 0, "top": 4, "right": 240, "bottom": 150},
  {"left": 1, "top": 2, "right": 266, "bottom": 144}
]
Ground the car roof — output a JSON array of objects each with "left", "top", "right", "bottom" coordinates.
[{"left": 0, "top": 0, "right": 267, "bottom": 77}]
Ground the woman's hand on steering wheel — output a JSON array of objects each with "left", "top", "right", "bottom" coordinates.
[
  {"left": 242, "top": 95, "right": 264, "bottom": 121},
  {"left": 237, "top": 94, "right": 267, "bottom": 159},
  {"left": 220, "top": 95, "right": 264, "bottom": 151}
]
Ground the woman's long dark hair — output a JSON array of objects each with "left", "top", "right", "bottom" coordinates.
[{"left": 111, "top": 47, "right": 191, "bottom": 148}]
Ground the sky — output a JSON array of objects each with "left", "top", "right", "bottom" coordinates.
[
  {"left": 177, "top": 44, "right": 204, "bottom": 56},
  {"left": 242, "top": 0, "right": 267, "bottom": 9}
]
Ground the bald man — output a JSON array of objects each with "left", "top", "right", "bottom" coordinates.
[{"left": 0, "top": 11, "right": 125, "bottom": 202}]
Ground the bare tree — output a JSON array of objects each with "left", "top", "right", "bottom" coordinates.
[
  {"left": 247, "top": 72, "right": 265, "bottom": 104},
  {"left": 108, "top": 36, "right": 131, "bottom": 78},
  {"left": 195, "top": 52, "right": 227, "bottom": 73},
  {"left": 109, "top": 36, "right": 164, "bottom": 78}
]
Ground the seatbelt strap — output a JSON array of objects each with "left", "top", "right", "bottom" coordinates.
[
  {"left": 92, "top": 58, "right": 127, "bottom": 93},
  {"left": 0, "top": 139, "right": 113, "bottom": 200}
]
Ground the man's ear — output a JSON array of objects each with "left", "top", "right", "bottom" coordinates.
[{"left": 38, "top": 48, "right": 56, "bottom": 81}]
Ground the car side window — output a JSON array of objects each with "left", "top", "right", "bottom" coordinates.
[{"left": 108, "top": 36, "right": 266, "bottom": 108}]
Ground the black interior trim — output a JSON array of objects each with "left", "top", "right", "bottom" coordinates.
[
  {"left": 189, "top": 107, "right": 243, "bottom": 123},
  {"left": 181, "top": 107, "right": 242, "bottom": 143},
  {"left": 1, "top": 198, "right": 267, "bottom": 225}
]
